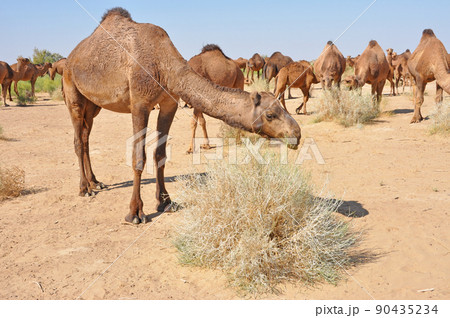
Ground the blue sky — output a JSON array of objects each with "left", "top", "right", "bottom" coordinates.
[{"left": 1, "top": 0, "right": 449, "bottom": 63}]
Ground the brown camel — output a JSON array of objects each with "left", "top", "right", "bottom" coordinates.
[
  {"left": 8, "top": 62, "right": 52, "bottom": 100},
  {"left": 0, "top": 58, "right": 30, "bottom": 106},
  {"left": 63, "top": 8, "right": 301, "bottom": 224},
  {"left": 274, "top": 60, "right": 319, "bottom": 114},
  {"left": 233, "top": 57, "right": 247, "bottom": 70},
  {"left": 408, "top": 29, "right": 450, "bottom": 123},
  {"left": 48, "top": 58, "right": 66, "bottom": 80},
  {"left": 314, "top": 41, "right": 346, "bottom": 89},
  {"left": 343, "top": 40, "right": 389, "bottom": 103},
  {"left": 385, "top": 48, "right": 397, "bottom": 96},
  {"left": 392, "top": 49, "right": 412, "bottom": 93},
  {"left": 346, "top": 55, "right": 359, "bottom": 68},
  {"left": 263, "top": 52, "right": 294, "bottom": 98},
  {"left": 245, "top": 53, "right": 265, "bottom": 82},
  {"left": 186, "top": 44, "right": 245, "bottom": 153}
]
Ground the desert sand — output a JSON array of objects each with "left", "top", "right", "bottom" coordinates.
[{"left": 0, "top": 83, "right": 448, "bottom": 299}]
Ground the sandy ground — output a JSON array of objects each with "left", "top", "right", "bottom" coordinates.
[{"left": 0, "top": 83, "right": 448, "bottom": 300}]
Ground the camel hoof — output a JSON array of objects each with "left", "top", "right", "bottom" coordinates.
[
  {"left": 186, "top": 149, "right": 193, "bottom": 154},
  {"left": 84, "top": 191, "right": 95, "bottom": 197},
  {"left": 132, "top": 217, "right": 140, "bottom": 224},
  {"left": 140, "top": 215, "right": 148, "bottom": 224},
  {"left": 96, "top": 182, "right": 107, "bottom": 190},
  {"left": 410, "top": 116, "right": 423, "bottom": 124},
  {"left": 201, "top": 145, "right": 211, "bottom": 150}
]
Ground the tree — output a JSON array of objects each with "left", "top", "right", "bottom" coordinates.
[{"left": 32, "top": 48, "right": 64, "bottom": 64}]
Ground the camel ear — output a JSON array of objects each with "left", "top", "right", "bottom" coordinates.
[{"left": 250, "top": 92, "right": 261, "bottom": 107}]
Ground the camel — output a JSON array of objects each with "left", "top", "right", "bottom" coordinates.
[
  {"left": 63, "top": 8, "right": 301, "bottom": 224},
  {"left": 186, "top": 44, "right": 245, "bottom": 153},
  {"left": 274, "top": 60, "right": 319, "bottom": 114},
  {"left": 0, "top": 58, "right": 30, "bottom": 106},
  {"left": 385, "top": 48, "right": 397, "bottom": 96},
  {"left": 343, "top": 40, "right": 389, "bottom": 103},
  {"left": 233, "top": 57, "right": 247, "bottom": 71},
  {"left": 407, "top": 29, "right": 450, "bottom": 123},
  {"left": 314, "top": 41, "right": 346, "bottom": 89},
  {"left": 8, "top": 62, "right": 52, "bottom": 100},
  {"left": 48, "top": 58, "right": 66, "bottom": 80},
  {"left": 245, "top": 53, "right": 264, "bottom": 82},
  {"left": 263, "top": 52, "right": 294, "bottom": 98},
  {"left": 346, "top": 55, "right": 359, "bottom": 68},
  {"left": 391, "top": 49, "right": 412, "bottom": 93}
]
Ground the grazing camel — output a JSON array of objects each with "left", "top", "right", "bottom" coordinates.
[
  {"left": 245, "top": 53, "right": 265, "bottom": 82},
  {"left": 343, "top": 40, "right": 389, "bottom": 103},
  {"left": 407, "top": 29, "right": 450, "bottom": 123},
  {"left": 346, "top": 55, "right": 359, "bottom": 68},
  {"left": 233, "top": 57, "right": 247, "bottom": 70},
  {"left": 392, "top": 50, "right": 412, "bottom": 93},
  {"left": 385, "top": 48, "right": 397, "bottom": 96},
  {"left": 314, "top": 41, "right": 346, "bottom": 89},
  {"left": 274, "top": 60, "right": 319, "bottom": 114},
  {"left": 48, "top": 58, "right": 66, "bottom": 80},
  {"left": 0, "top": 58, "right": 30, "bottom": 106},
  {"left": 63, "top": 8, "right": 301, "bottom": 224},
  {"left": 8, "top": 62, "right": 52, "bottom": 100},
  {"left": 263, "top": 52, "right": 294, "bottom": 98},
  {"left": 186, "top": 44, "right": 245, "bottom": 153}
]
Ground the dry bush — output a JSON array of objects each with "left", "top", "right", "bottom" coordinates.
[
  {"left": 429, "top": 101, "right": 450, "bottom": 136},
  {"left": 173, "top": 153, "right": 361, "bottom": 293},
  {"left": 247, "top": 77, "right": 273, "bottom": 93},
  {"left": 0, "top": 166, "right": 25, "bottom": 200},
  {"left": 314, "top": 88, "right": 380, "bottom": 127},
  {"left": 218, "top": 122, "right": 260, "bottom": 145},
  {"left": 50, "top": 89, "right": 64, "bottom": 101}
]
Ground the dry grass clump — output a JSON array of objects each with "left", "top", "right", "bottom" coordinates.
[
  {"left": 429, "top": 101, "right": 450, "bottom": 136},
  {"left": 314, "top": 88, "right": 380, "bottom": 127},
  {"left": 0, "top": 166, "right": 25, "bottom": 200},
  {"left": 173, "top": 153, "right": 360, "bottom": 293},
  {"left": 218, "top": 122, "right": 260, "bottom": 145},
  {"left": 246, "top": 77, "right": 273, "bottom": 93}
]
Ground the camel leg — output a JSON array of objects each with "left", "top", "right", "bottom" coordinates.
[
  {"left": 278, "top": 90, "right": 288, "bottom": 113},
  {"left": 299, "top": 86, "right": 310, "bottom": 115},
  {"left": 1, "top": 84, "right": 9, "bottom": 106},
  {"left": 31, "top": 78, "right": 37, "bottom": 98},
  {"left": 125, "top": 106, "right": 150, "bottom": 224},
  {"left": 411, "top": 78, "right": 425, "bottom": 123},
  {"left": 287, "top": 87, "right": 293, "bottom": 99},
  {"left": 154, "top": 97, "right": 178, "bottom": 213},
  {"left": 376, "top": 80, "right": 386, "bottom": 104},
  {"left": 389, "top": 78, "right": 396, "bottom": 96},
  {"left": 82, "top": 103, "right": 105, "bottom": 190},
  {"left": 245, "top": 67, "right": 250, "bottom": 82},
  {"left": 8, "top": 81, "right": 13, "bottom": 101},
  {"left": 198, "top": 111, "right": 210, "bottom": 150},
  {"left": 436, "top": 83, "right": 443, "bottom": 104},
  {"left": 187, "top": 108, "right": 202, "bottom": 154}
]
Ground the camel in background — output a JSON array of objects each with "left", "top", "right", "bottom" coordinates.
[
  {"left": 392, "top": 50, "right": 412, "bottom": 93},
  {"left": 274, "top": 60, "right": 319, "bottom": 115},
  {"left": 186, "top": 44, "right": 245, "bottom": 153},
  {"left": 0, "top": 58, "right": 30, "bottom": 106},
  {"left": 408, "top": 29, "right": 450, "bottom": 123},
  {"left": 385, "top": 48, "right": 397, "bottom": 96},
  {"left": 314, "top": 41, "right": 346, "bottom": 89},
  {"left": 343, "top": 40, "right": 389, "bottom": 103},
  {"left": 245, "top": 53, "right": 264, "bottom": 82},
  {"left": 63, "top": 8, "right": 301, "bottom": 224},
  {"left": 346, "top": 55, "right": 359, "bottom": 68},
  {"left": 263, "top": 51, "right": 294, "bottom": 98},
  {"left": 8, "top": 62, "right": 52, "bottom": 100},
  {"left": 48, "top": 58, "right": 66, "bottom": 80},
  {"left": 233, "top": 57, "right": 247, "bottom": 71}
]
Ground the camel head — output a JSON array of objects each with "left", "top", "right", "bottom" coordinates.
[
  {"left": 342, "top": 75, "right": 359, "bottom": 90},
  {"left": 249, "top": 91, "right": 301, "bottom": 149},
  {"left": 40, "top": 62, "right": 53, "bottom": 72},
  {"left": 386, "top": 48, "right": 393, "bottom": 55},
  {"left": 263, "top": 63, "right": 277, "bottom": 82},
  {"left": 16, "top": 57, "right": 30, "bottom": 70},
  {"left": 392, "top": 52, "right": 398, "bottom": 60}
]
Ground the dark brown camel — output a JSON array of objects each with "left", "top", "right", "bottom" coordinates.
[
  {"left": 63, "top": 8, "right": 301, "bottom": 224},
  {"left": 263, "top": 52, "right": 294, "bottom": 98},
  {"left": 245, "top": 53, "right": 265, "bottom": 82},
  {"left": 408, "top": 29, "right": 450, "bottom": 123},
  {"left": 0, "top": 58, "right": 30, "bottom": 106},
  {"left": 314, "top": 41, "right": 346, "bottom": 89},
  {"left": 343, "top": 40, "right": 389, "bottom": 103},
  {"left": 186, "top": 44, "right": 245, "bottom": 153},
  {"left": 8, "top": 62, "right": 52, "bottom": 100},
  {"left": 274, "top": 60, "right": 319, "bottom": 114}
]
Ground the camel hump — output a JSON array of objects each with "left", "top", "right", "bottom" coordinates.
[
  {"left": 406, "top": 49, "right": 410, "bottom": 52},
  {"left": 101, "top": 7, "right": 132, "bottom": 23},
  {"left": 368, "top": 40, "right": 378, "bottom": 48},
  {"left": 422, "top": 29, "right": 435, "bottom": 37},
  {"left": 201, "top": 44, "right": 230, "bottom": 59},
  {"left": 327, "top": 40, "right": 333, "bottom": 45}
]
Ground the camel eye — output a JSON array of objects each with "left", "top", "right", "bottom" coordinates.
[{"left": 265, "top": 112, "right": 276, "bottom": 121}]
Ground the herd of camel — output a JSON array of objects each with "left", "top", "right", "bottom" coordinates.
[{"left": 0, "top": 8, "right": 449, "bottom": 224}]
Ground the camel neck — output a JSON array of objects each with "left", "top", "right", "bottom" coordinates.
[{"left": 168, "top": 65, "right": 255, "bottom": 131}]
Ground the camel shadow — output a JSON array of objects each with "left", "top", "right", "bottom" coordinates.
[
  {"left": 393, "top": 108, "right": 413, "bottom": 114},
  {"left": 337, "top": 200, "right": 369, "bottom": 218},
  {"left": 15, "top": 103, "right": 60, "bottom": 108}
]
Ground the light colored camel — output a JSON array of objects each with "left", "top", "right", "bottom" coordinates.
[
  {"left": 186, "top": 44, "right": 244, "bottom": 153},
  {"left": 245, "top": 53, "right": 264, "bottom": 82},
  {"left": 63, "top": 8, "right": 301, "bottom": 224},
  {"left": 274, "top": 60, "right": 319, "bottom": 114},
  {"left": 385, "top": 48, "right": 397, "bottom": 96},
  {"left": 346, "top": 55, "right": 359, "bottom": 68},
  {"left": 8, "top": 62, "right": 52, "bottom": 100},
  {"left": 408, "top": 29, "right": 450, "bottom": 123},
  {"left": 392, "top": 50, "right": 412, "bottom": 93},
  {"left": 0, "top": 58, "right": 30, "bottom": 106},
  {"left": 314, "top": 41, "right": 346, "bottom": 89},
  {"left": 48, "top": 58, "right": 66, "bottom": 80},
  {"left": 343, "top": 40, "right": 389, "bottom": 103},
  {"left": 263, "top": 52, "right": 294, "bottom": 98}
]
